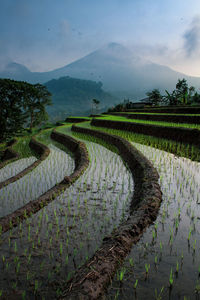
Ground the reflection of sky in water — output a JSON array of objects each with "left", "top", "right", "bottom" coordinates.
[
  {"left": 0, "top": 139, "right": 134, "bottom": 299},
  {"left": 0, "top": 156, "right": 37, "bottom": 182},
  {"left": 107, "top": 143, "right": 200, "bottom": 300},
  {"left": 0, "top": 144, "right": 74, "bottom": 217}
]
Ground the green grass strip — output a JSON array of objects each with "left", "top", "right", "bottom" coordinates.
[
  {"left": 67, "top": 116, "right": 92, "bottom": 120},
  {"left": 110, "top": 112, "right": 200, "bottom": 116},
  {"left": 36, "top": 125, "right": 74, "bottom": 156},
  {"left": 77, "top": 122, "right": 200, "bottom": 162},
  {"left": 12, "top": 136, "right": 39, "bottom": 159},
  {"left": 99, "top": 115, "right": 200, "bottom": 130}
]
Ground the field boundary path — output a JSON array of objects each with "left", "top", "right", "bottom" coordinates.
[{"left": 60, "top": 125, "right": 162, "bottom": 300}]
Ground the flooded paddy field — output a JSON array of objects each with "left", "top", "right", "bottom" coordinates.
[
  {"left": 0, "top": 131, "right": 134, "bottom": 299},
  {"left": 106, "top": 143, "right": 200, "bottom": 300},
  {"left": 0, "top": 143, "right": 74, "bottom": 218},
  {"left": 0, "top": 157, "right": 37, "bottom": 183}
]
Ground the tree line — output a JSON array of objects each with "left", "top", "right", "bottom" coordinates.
[
  {"left": 108, "top": 78, "right": 200, "bottom": 112},
  {"left": 0, "top": 79, "right": 52, "bottom": 142},
  {"left": 145, "top": 78, "right": 200, "bottom": 106}
]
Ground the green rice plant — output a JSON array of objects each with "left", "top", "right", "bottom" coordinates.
[
  {"left": 11, "top": 281, "right": 17, "bottom": 290},
  {"left": 16, "top": 261, "right": 20, "bottom": 274},
  {"left": 67, "top": 272, "right": 72, "bottom": 281},
  {"left": 117, "top": 267, "right": 126, "bottom": 282},
  {"left": 155, "top": 286, "right": 164, "bottom": 300},
  {"left": 133, "top": 279, "right": 138, "bottom": 289},
  {"left": 60, "top": 242, "right": 63, "bottom": 255},
  {"left": 114, "top": 290, "right": 119, "bottom": 300},
  {"left": 193, "top": 239, "right": 197, "bottom": 252},
  {"left": 145, "top": 263, "right": 150, "bottom": 275},
  {"left": 2, "top": 255, "right": 5, "bottom": 265},
  {"left": 14, "top": 241, "right": 17, "bottom": 253},
  {"left": 73, "top": 248, "right": 78, "bottom": 257},
  {"left": 65, "top": 254, "right": 69, "bottom": 265},
  {"left": 160, "top": 241, "right": 163, "bottom": 253},
  {"left": 34, "top": 280, "right": 39, "bottom": 295},
  {"left": 169, "top": 226, "right": 173, "bottom": 245},
  {"left": 22, "top": 291, "right": 26, "bottom": 300},
  {"left": 6, "top": 262, "right": 9, "bottom": 271},
  {"left": 195, "top": 281, "right": 200, "bottom": 294},
  {"left": 129, "top": 258, "right": 134, "bottom": 267},
  {"left": 175, "top": 218, "right": 179, "bottom": 232},
  {"left": 152, "top": 230, "right": 156, "bottom": 242},
  {"left": 48, "top": 271, "right": 52, "bottom": 280},
  {"left": 175, "top": 261, "right": 179, "bottom": 277},
  {"left": 188, "top": 227, "right": 192, "bottom": 242},
  {"left": 169, "top": 268, "right": 174, "bottom": 288},
  {"left": 40, "top": 261, "right": 45, "bottom": 271},
  {"left": 154, "top": 255, "right": 158, "bottom": 266}
]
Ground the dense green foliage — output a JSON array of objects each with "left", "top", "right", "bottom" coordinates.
[
  {"left": 45, "top": 76, "right": 116, "bottom": 120},
  {"left": 148, "top": 79, "right": 200, "bottom": 106},
  {"left": 0, "top": 79, "right": 52, "bottom": 142},
  {"left": 108, "top": 78, "right": 200, "bottom": 112},
  {"left": 145, "top": 89, "right": 162, "bottom": 106},
  {"left": 22, "top": 83, "right": 52, "bottom": 130},
  {"left": 0, "top": 79, "right": 28, "bottom": 142}
]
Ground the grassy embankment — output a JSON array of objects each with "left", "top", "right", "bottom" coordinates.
[
  {"left": 97, "top": 115, "right": 200, "bottom": 130},
  {"left": 76, "top": 121, "right": 200, "bottom": 161}
]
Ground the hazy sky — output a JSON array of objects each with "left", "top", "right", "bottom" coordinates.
[{"left": 1, "top": 0, "right": 200, "bottom": 76}]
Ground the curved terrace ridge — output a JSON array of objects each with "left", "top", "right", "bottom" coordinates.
[
  {"left": 60, "top": 125, "right": 162, "bottom": 299},
  {"left": 0, "top": 134, "right": 50, "bottom": 189},
  {"left": 0, "top": 128, "right": 89, "bottom": 233}
]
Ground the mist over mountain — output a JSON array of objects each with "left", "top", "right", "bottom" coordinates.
[{"left": 1, "top": 42, "right": 200, "bottom": 101}]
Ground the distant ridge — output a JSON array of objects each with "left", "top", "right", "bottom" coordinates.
[{"left": 1, "top": 42, "right": 200, "bottom": 100}]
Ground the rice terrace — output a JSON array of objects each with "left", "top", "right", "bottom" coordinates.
[
  {"left": 0, "top": 73, "right": 200, "bottom": 300},
  {"left": 2, "top": 1, "right": 200, "bottom": 299}
]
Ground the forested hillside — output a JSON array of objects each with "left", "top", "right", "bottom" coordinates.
[{"left": 44, "top": 76, "right": 116, "bottom": 120}]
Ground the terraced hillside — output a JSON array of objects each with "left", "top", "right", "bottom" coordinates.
[{"left": 0, "top": 115, "right": 199, "bottom": 299}]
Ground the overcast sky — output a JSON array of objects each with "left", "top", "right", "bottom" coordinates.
[{"left": 1, "top": 0, "right": 200, "bottom": 76}]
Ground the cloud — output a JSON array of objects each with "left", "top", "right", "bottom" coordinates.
[
  {"left": 183, "top": 16, "right": 200, "bottom": 57},
  {"left": 128, "top": 43, "right": 169, "bottom": 58}
]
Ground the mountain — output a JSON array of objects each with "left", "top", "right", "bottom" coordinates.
[
  {"left": 44, "top": 76, "right": 116, "bottom": 121},
  {"left": 1, "top": 42, "right": 200, "bottom": 100}
]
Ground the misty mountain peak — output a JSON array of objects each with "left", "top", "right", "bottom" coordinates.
[
  {"left": 97, "top": 42, "right": 145, "bottom": 66},
  {"left": 101, "top": 42, "right": 132, "bottom": 55}
]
